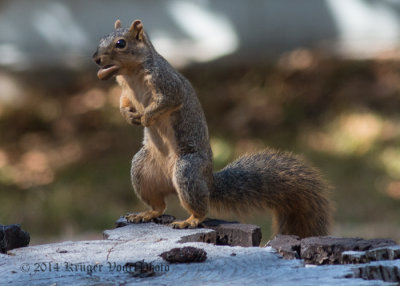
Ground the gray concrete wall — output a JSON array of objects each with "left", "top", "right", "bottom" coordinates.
[{"left": 0, "top": 0, "right": 400, "bottom": 70}]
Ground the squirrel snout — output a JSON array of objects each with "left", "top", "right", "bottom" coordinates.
[
  {"left": 93, "top": 55, "right": 101, "bottom": 66},
  {"left": 92, "top": 51, "right": 102, "bottom": 66}
]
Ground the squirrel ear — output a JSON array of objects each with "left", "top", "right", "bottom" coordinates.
[
  {"left": 114, "top": 19, "right": 122, "bottom": 29},
  {"left": 129, "top": 20, "right": 144, "bottom": 41}
]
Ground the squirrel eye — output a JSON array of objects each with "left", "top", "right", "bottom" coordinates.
[{"left": 115, "top": 39, "right": 126, "bottom": 49}]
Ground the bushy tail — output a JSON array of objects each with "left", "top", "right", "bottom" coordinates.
[{"left": 211, "top": 148, "right": 333, "bottom": 238}]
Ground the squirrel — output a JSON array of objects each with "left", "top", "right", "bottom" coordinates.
[{"left": 93, "top": 19, "right": 333, "bottom": 238}]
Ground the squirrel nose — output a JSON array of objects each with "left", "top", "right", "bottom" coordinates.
[{"left": 92, "top": 51, "right": 102, "bottom": 65}]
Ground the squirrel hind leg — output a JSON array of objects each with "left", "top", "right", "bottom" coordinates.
[
  {"left": 170, "top": 194, "right": 207, "bottom": 229},
  {"left": 170, "top": 154, "right": 211, "bottom": 229},
  {"left": 126, "top": 196, "right": 166, "bottom": 223}
]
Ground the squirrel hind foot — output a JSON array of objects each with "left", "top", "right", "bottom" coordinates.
[
  {"left": 125, "top": 210, "right": 163, "bottom": 223},
  {"left": 170, "top": 215, "right": 205, "bottom": 229}
]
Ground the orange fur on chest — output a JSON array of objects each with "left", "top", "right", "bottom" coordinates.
[
  {"left": 117, "top": 74, "right": 180, "bottom": 191},
  {"left": 117, "top": 75, "right": 149, "bottom": 113}
]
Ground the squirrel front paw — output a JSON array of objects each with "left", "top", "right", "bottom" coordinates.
[
  {"left": 120, "top": 107, "right": 142, "bottom": 125},
  {"left": 140, "top": 113, "right": 153, "bottom": 127}
]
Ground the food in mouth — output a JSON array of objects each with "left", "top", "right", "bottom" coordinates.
[{"left": 97, "top": 65, "right": 120, "bottom": 80}]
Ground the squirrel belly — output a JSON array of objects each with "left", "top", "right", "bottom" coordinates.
[{"left": 211, "top": 149, "right": 332, "bottom": 238}]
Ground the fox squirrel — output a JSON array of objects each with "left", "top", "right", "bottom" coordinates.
[{"left": 93, "top": 19, "right": 333, "bottom": 238}]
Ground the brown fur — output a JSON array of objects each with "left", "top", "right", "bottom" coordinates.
[
  {"left": 93, "top": 19, "right": 333, "bottom": 237},
  {"left": 211, "top": 149, "right": 332, "bottom": 237}
]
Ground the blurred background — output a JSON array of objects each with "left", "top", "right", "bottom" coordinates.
[{"left": 1, "top": 0, "right": 400, "bottom": 245}]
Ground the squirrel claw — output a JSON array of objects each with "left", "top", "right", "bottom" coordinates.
[
  {"left": 170, "top": 222, "right": 188, "bottom": 229},
  {"left": 120, "top": 107, "right": 142, "bottom": 125},
  {"left": 125, "top": 211, "right": 162, "bottom": 223},
  {"left": 170, "top": 215, "right": 204, "bottom": 229},
  {"left": 125, "top": 213, "right": 143, "bottom": 223}
]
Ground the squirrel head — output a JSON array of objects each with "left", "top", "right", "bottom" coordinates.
[{"left": 93, "top": 19, "right": 152, "bottom": 80}]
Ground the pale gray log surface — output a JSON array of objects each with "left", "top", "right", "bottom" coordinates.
[{"left": 0, "top": 223, "right": 395, "bottom": 285}]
